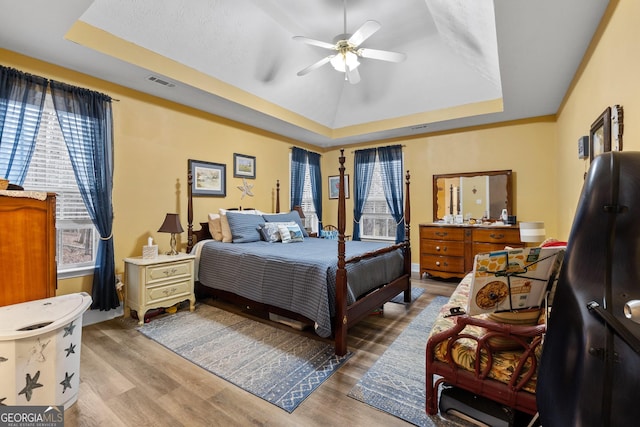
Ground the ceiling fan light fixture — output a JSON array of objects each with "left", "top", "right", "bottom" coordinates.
[{"left": 330, "top": 50, "right": 360, "bottom": 72}]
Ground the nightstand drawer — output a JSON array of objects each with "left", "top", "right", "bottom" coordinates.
[
  {"left": 145, "top": 260, "right": 192, "bottom": 284},
  {"left": 146, "top": 279, "right": 192, "bottom": 302},
  {"left": 421, "top": 240, "right": 465, "bottom": 256}
]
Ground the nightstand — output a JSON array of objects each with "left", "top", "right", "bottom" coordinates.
[{"left": 124, "top": 253, "right": 196, "bottom": 325}]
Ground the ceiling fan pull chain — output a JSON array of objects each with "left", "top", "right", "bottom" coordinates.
[{"left": 343, "top": 0, "right": 347, "bottom": 34}]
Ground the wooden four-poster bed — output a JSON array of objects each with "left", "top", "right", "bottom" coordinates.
[{"left": 186, "top": 150, "right": 412, "bottom": 355}]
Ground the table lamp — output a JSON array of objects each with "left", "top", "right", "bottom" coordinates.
[{"left": 158, "top": 213, "right": 184, "bottom": 255}]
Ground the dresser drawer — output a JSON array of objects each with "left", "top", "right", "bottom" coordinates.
[
  {"left": 421, "top": 240, "right": 465, "bottom": 257},
  {"left": 145, "top": 260, "right": 192, "bottom": 284},
  {"left": 146, "top": 279, "right": 192, "bottom": 303},
  {"left": 472, "top": 242, "right": 523, "bottom": 257},
  {"left": 420, "top": 226, "right": 465, "bottom": 241},
  {"left": 472, "top": 228, "right": 520, "bottom": 244},
  {"left": 420, "top": 255, "right": 465, "bottom": 273}
]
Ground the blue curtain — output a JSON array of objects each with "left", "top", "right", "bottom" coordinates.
[
  {"left": 378, "top": 145, "right": 405, "bottom": 243},
  {"left": 49, "top": 81, "right": 118, "bottom": 311},
  {"left": 352, "top": 148, "right": 377, "bottom": 241},
  {"left": 0, "top": 66, "right": 48, "bottom": 184},
  {"left": 307, "top": 151, "right": 322, "bottom": 228},
  {"left": 290, "top": 147, "right": 307, "bottom": 209}
]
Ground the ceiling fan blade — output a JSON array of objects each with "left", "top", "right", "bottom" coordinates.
[
  {"left": 346, "top": 66, "right": 361, "bottom": 85},
  {"left": 348, "top": 20, "right": 381, "bottom": 47},
  {"left": 358, "top": 48, "right": 407, "bottom": 63},
  {"left": 292, "top": 36, "right": 336, "bottom": 50},
  {"left": 296, "top": 55, "right": 334, "bottom": 76}
]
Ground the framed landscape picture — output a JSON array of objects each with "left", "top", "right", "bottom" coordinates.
[
  {"left": 189, "top": 159, "right": 226, "bottom": 197},
  {"left": 233, "top": 153, "right": 256, "bottom": 179},
  {"left": 328, "top": 175, "right": 349, "bottom": 199}
]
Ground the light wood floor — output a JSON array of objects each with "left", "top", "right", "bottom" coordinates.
[{"left": 64, "top": 275, "right": 460, "bottom": 427}]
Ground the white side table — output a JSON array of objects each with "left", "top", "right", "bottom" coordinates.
[{"left": 124, "top": 253, "right": 195, "bottom": 325}]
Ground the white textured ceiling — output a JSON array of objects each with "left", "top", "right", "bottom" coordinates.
[{"left": 0, "top": 0, "right": 609, "bottom": 148}]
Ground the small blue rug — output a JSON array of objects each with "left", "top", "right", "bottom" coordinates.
[
  {"left": 138, "top": 303, "right": 351, "bottom": 413},
  {"left": 389, "top": 287, "right": 425, "bottom": 304},
  {"left": 348, "top": 296, "right": 450, "bottom": 426}
]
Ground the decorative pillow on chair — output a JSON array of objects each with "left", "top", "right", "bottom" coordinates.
[{"left": 320, "top": 229, "right": 338, "bottom": 240}]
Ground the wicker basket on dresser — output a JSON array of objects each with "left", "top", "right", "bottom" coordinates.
[{"left": 419, "top": 223, "right": 523, "bottom": 279}]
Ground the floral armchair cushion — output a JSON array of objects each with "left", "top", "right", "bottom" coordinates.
[{"left": 428, "top": 274, "right": 545, "bottom": 394}]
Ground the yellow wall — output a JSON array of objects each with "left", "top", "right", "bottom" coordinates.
[
  {"left": 323, "top": 119, "right": 558, "bottom": 257},
  {"left": 555, "top": 0, "right": 639, "bottom": 237},
  {"left": 2, "top": 0, "right": 635, "bottom": 298}
]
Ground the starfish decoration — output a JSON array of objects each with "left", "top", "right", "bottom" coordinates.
[
  {"left": 60, "top": 372, "right": 74, "bottom": 394},
  {"left": 19, "top": 371, "right": 43, "bottom": 402},
  {"left": 0, "top": 397, "right": 6, "bottom": 406},
  {"left": 63, "top": 321, "right": 76, "bottom": 337},
  {"left": 64, "top": 343, "right": 76, "bottom": 357},
  {"left": 237, "top": 178, "right": 254, "bottom": 199},
  {"left": 29, "top": 338, "right": 50, "bottom": 363},
  {"left": 0, "top": 356, "right": 7, "bottom": 363}
]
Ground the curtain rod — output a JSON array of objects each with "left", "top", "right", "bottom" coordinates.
[{"left": 351, "top": 144, "right": 406, "bottom": 153}]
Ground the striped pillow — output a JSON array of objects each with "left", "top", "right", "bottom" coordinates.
[{"left": 225, "top": 211, "right": 264, "bottom": 243}]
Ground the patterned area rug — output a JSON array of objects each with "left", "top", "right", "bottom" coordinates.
[
  {"left": 389, "top": 287, "right": 425, "bottom": 304},
  {"left": 349, "top": 296, "right": 461, "bottom": 426},
  {"left": 137, "top": 303, "right": 352, "bottom": 413}
]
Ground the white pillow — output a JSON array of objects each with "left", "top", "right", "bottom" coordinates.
[{"left": 207, "top": 213, "right": 223, "bottom": 241}]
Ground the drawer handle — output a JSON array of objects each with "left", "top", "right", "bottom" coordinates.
[
  {"left": 162, "top": 268, "right": 178, "bottom": 277},
  {"left": 435, "top": 246, "right": 440, "bottom": 251},
  {"left": 436, "top": 261, "right": 440, "bottom": 266},
  {"left": 435, "top": 232, "right": 448, "bottom": 237},
  {"left": 489, "top": 233, "right": 505, "bottom": 240}
]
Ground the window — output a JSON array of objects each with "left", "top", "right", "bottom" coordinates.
[
  {"left": 300, "top": 166, "right": 319, "bottom": 232},
  {"left": 360, "top": 159, "right": 396, "bottom": 240},
  {"left": 21, "top": 94, "right": 98, "bottom": 277}
]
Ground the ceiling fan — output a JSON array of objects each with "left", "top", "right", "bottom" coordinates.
[{"left": 293, "top": 0, "right": 407, "bottom": 84}]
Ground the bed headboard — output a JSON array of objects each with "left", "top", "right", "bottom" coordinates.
[{"left": 186, "top": 173, "right": 280, "bottom": 252}]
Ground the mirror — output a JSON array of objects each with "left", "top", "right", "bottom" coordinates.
[{"left": 433, "top": 170, "right": 513, "bottom": 221}]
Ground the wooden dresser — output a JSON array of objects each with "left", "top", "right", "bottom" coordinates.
[
  {"left": 0, "top": 193, "right": 57, "bottom": 306},
  {"left": 419, "top": 223, "right": 523, "bottom": 279}
]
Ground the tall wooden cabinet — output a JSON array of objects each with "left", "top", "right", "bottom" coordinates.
[
  {"left": 419, "top": 223, "right": 523, "bottom": 279},
  {"left": 0, "top": 193, "right": 57, "bottom": 306}
]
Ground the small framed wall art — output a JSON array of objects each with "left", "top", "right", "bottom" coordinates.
[
  {"left": 233, "top": 153, "right": 256, "bottom": 179},
  {"left": 328, "top": 175, "right": 349, "bottom": 199},
  {"left": 589, "top": 107, "right": 611, "bottom": 163},
  {"left": 189, "top": 159, "right": 226, "bottom": 197}
]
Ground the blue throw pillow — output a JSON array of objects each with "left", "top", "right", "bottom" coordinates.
[
  {"left": 262, "top": 211, "right": 309, "bottom": 237},
  {"left": 226, "top": 211, "right": 264, "bottom": 243}
]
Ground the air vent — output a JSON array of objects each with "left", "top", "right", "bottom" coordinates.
[{"left": 146, "top": 75, "right": 176, "bottom": 88}]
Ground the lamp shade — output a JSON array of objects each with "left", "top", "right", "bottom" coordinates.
[
  {"left": 520, "top": 221, "right": 546, "bottom": 243},
  {"left": 158, "top": 213, "right": 184, "bottom": 234}
]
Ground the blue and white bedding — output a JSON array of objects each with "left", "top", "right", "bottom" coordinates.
[{"left": 196, "top": 238, "right": 404, "bottom": 337}]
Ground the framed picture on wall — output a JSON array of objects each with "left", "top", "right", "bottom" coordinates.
[
  {"left": 189, "top": 159, "right": 226, "bottom": 197},
  {"left": 589, "top": 107, "right": 611, "bottom": 163},
  {"left": 328, "top": 175, "right": 349, "bottom": 199},
  {"left": 233, "top": 153, "right": 256, "bottom": 179}
]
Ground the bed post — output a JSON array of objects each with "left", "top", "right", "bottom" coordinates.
[
  {"left": 335, "top": 149, "right": 348, "bottom": 356},
  {"left": 187, "top": 168, "right": 194, "bottom": 253},
  {"left": 404, "top": 170, "right": 412, "bottom": 302}
]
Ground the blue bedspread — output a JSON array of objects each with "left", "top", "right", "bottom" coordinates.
[{"left": 197, "top": 238, "right": 404, "bottom": 337}]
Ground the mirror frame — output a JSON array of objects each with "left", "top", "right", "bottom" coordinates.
[{"left": 432, "top": 169, "right": 513, "bottom": 221}]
